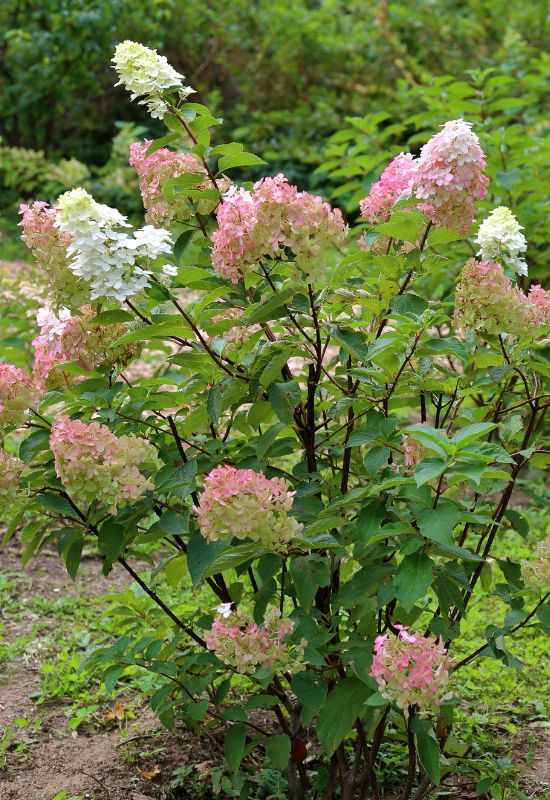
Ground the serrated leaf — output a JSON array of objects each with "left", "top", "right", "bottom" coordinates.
[{"left": 317, "top": 678, "right": 370, "bottom": 756}]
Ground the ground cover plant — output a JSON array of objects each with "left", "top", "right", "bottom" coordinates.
[{"left": 0, "top": 39, "right": 549, "bottom": 800}]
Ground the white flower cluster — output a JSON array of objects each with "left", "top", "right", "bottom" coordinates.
[
  {"left": 112, "top": 41, "right": 195, "bottom": 120},
  {"left": 56, "top": 188, "right": 172, "bottom": 302},
  {"left": 475, "top": 206, "right": 528, "bottom": 276}
]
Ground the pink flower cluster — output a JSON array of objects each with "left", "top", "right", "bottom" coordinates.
[
  {"left": 360, "top": 153, "right": 416, "bottom": 225},
  {"left": 129, "top": 140, "right": 230, "bottom": 227},
  {"left": 18, "top": 202, "right": 87, "bottom": 309},
  {"left": 0, "top": 364, "right": 37, "bottom": 427},
  {"left": 401, "top": 434, "right": 424, "bottom": 468},
  {"left": 33, "top": 307, "right": 140, "bottom": 390},
  {"left": 50, "top": 415, "right": 158, "bottom": 514},
  {"left": 194, "top": 464, "right": 303, "bottom": 547},
  {"left": 454, "top": 259, "right": 550, "bottom": 338},
  {"left": 371, "top": 626, "right": 452, "bottom": 711},
  {"left": 205, "top": 608, "right": 298, "bottom": 673},
  {"left": 522, "top": 537, "right": 550, "bottom": 590},
  {"left": 0, "top": 448, "right": 25, "bottom": 507},
  {"left": 414, "top": 119, "right": 489, "bottom": 232},
  {"left": 358, "top": 120, "right": 489, "bottom": 236},
  {"left": 211, "top": 174, "right": 347, "bottom": 282}
]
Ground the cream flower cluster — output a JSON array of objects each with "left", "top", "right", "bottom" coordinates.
[
  {"left": 205, "top": 608, "right": 304, "bottom": 674},
  {"left": 522, "top": 537, "right": 550, "bottom": 590},
  {"left": 475, "top": 206, "right": 528, "bottom": 276},
  {"left": 371, "top": 626, "right": 452, "bottom": 711},
  {"left": 0, "top": 364, "right": 37, "bottom": 427},
  {"left": 33, "top": 306, "right": 141, "bottom": 390},
  {"left": 112, "top": 41, "right": 194, "bottom": 120},
  {"left": 19, "top": 201, "right": 88, "bottom": 310},
  {"left": 194, "top": 464, "right": 303, "bottom": 547},
  {"left": 455, "top": 259, "right": 550, "bottom": 339},
  {"left": 50, "top": 415, "right": 158, "bottom": 514},
  {"left": 0, "top": 448, "right": 25, "bottom": 510},
  {"left": 55, "top": 188, "right": 172, "bottom": 303}
]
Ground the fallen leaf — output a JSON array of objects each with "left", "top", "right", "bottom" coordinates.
[
  {"left": 104, "top": 700, "right": 125, "bottom": 721},
  {"left": 140, "top": 765, "right": 161, "bottom": 781}
]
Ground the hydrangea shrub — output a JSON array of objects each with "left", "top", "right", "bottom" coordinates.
[{"left": 1, "top": 42, "right": 548, "bottom": 800}]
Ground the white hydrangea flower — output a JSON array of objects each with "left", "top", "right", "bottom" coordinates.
[
  {"left": 55, "top": 188, "right": 172, "bottom": 303},
  {"left": 36, "top": 307, "right": 72, "bottom": 340},
  {"left": 475, "top": 206, "right": 528, "bottom": 276},
  {"left": 215, "top": 603, "right": 233, "bottom": 618},
  {"left": 112, "top": 41, "right": 195, "bottom": 120}
]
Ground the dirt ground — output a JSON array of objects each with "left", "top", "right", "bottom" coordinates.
[
  {"left": 0, "top": 542, "right": 548, "bottom": 800},
  {"left": 0, "top": 543, "right": 208, "bottom": 800}
]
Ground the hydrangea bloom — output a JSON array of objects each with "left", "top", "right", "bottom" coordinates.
[
  {"left": 359, "top": 153, "right": 417, "bottom": 225},
  {"left": 33, "top": 306, "right": 140, "bottom": 390},
  {"left": 522, "top": 538, "right": 550, "bottom": 590},
  {"left": 50, "top": 415, "right": 158, "bottom": 514},
  {"left": 401, "top": 434, "right": 423, "bottom": 468},
  {"left": 475, "top": 206, "right": 528, "bottom": 276},
  {"left": 454, "top": 259, "right": 550, "bottom": 338},
  {"left": 371, "top": 626, "right": 452, "bottom": 711},
  {"left": 413, "top": 119, "right": 489, "bottom": 232},
  {"left": 55, "top": 188, "right": 172, "bottom": 302},
  {"left": 211, "top": 174, "right": 347, "bottom": 282},
  {"left": 194, "top": 465, "right": 302, "bottom": 546},
  {"left": 19, "top": 201, "right": 88, "bottom": 309},
  {"left": 0, "top": 364, "right": 37, "bottom": 427},
  {"left": 205, "top": 608, "right": 303, "bottom": 673},
  {"left": 0, "top": 449, "right": 25, "bottom": 508},
  {"left": 129, "top": 140, "right": 230, "bottom": 227},
  {"left": 112, "top": 41, "right": 194, "bottom": 120}
]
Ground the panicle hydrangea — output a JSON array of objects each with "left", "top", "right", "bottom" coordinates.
[
  {"left": 33, "top": 306, "right": 141, "bottom": 390},
  {"left": 49, "top": 415, "right": 158, "bottom": 514},
  {"left": 0, "top": 448, "right": 25, "bottom": 509},
  {"left": 359, "top": 153, "right": 417, "bottom": 225},
  {"left": 55, "top": 188, "right": 172, "bottom": 303},
  {"left": 205, "top": 608, "right": 304, "bottom": 673},
  {"left": 0, "top": 364, "right": 37, "bottom": 427},
  {"left": 112, "top": 41, "right": 194, "bottom": 120},
  {"left": 19, "top": 201, "right": 88, "bottom": 309},
  {"left": 195, "top": 465, "right": 303, "bottom": 547},
  {"left": 401, "top": 434, "right": 424, "bottom": 468},
  {"left": 475, "top": 206, "right": 528, "bottom": 276},
  {"left": 413, "top": 119, "right": 489, "bottom": 232},
  {"left": 521, "top": 537, "right": 550, "bottom": 590},
  {"left": 129, "top": 140, "right": 230, "bottom": 227},
  {"left": 371, "top": 625, "right": 452, "bottom": 711},
  {"left": 454, "top": 259, "right": 550, "bottom": 338},
  {"left": 211, "top": 174, "right": 347, "bottom": 282}
]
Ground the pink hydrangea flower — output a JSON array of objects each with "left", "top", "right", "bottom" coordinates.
[
  {"left": 18, "top": 201, "right": 88, "bottom": 309},
  {"left": 413, "top": 119, "right": 489, "bottom": 232},
  {"left": 454, "top": 259, "right": 550, "bottom": 338},
  {"left": 33, "top": 306, "right": 141, "bottom": 390},
  {"left": 359, "top": 153, "right": 417, "bottom": 225},
  {"left": 0, "top": 448, "right": 25, "bottom": 507},
  {"left": 49, "top": 415, "right": 158, "bottom": 514},
  {"left": 211, "top": 174, "right": 347, "bottom": 282},
  {"left": 0, "top": 364, "right": 37, "bottom": 427},
  {"left": 371, "top": 626, "right": 452, "bottom": 711},
  {"left": 522, "top": 537, "right": 550, "bottom": 590},
  {"left": 205, "top": 608, "right": 303, "bottom": 673},
  {"left": 401, "top": 434, "right": 423, "bottom": 468},
  {"left": 194, "top": 464, "right": 303, "bottom": 547},
  {"left": 129, "top": 140, "right": 231, "bottom": 227}
]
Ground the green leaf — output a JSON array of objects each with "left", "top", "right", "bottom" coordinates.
[
  {"left": 218, "top": 152, "right": 266, "bottom": 171},
  {"left": 376, "top": 212, "right": 422, "bottom": 243},
  {"left": 329, "top": 325, "right": 369, "bottom": 361},
  {"left": 365, "top": 692, "right": 390, "bottom": 707},
  {"left": 417, "top": 501, "right": 460, "bottom": 546},
  {"left": 412, "top": 717, "right": 441, "bottom": 784},
  {"left": 19, "top": 428, "right": 51, "bottom": 463},
  {"left": 393, "top": 552, "right": 434, "bottom": 612},
  {"left": 245, "top": 288, "right": 296, "bottom": 324},
  {"left": 92, "top": 310, "right": 134, "bottom": 324},
  {"left": 414, "top": 458, "right": 447, "bottom": 488},
  {"left": 265, "top": 734, "right": 291, "bottom": 770},
  {"left": 104, "top": 665, "right": 124, "bottom": 695},
  {"left": 98, "top": 522, "right": 125, "bottom": 569},
  {"left": 317, "top": 678, "right": 370, "bottom": 756},
  {"left": 291, "top": 672, "right": 327, "bottom": 714},
  {"left": 187, "top": 531, "right": 227, "bottom": 587},
  {"left": 58, "top": 530, "right": 84, "bottom": 580},
  {"left": 451, "top": 423, "right": 498, "bottom": 449},
  {"left": 268, "top": 381, "right": 302, "bottom": 423},
  {"left": 224, "top": 722, "right": 246, "bottom": 774},
  {"left": 290, "top": 555, "right": 331, "bottom": 610},
  {"left": 204, "top": 542, "right": 270, "bottom": 577}
]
